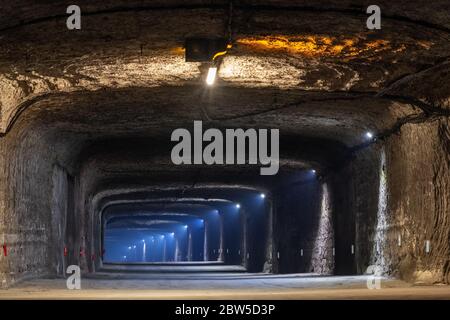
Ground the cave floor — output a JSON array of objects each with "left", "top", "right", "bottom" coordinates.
[{"left": 0, "top": 274, "right": 449, "bottom": 300}]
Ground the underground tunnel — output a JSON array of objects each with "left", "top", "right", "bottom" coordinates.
[{"left": 0, "top": 0, "right": 449, "bottom": 300}]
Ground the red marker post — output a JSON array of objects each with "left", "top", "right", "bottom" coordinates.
[{"left": 2, "top": 244, "right": 7, "bottom": 257}]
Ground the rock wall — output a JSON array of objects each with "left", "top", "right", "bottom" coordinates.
[
  {"left": 0, "top": 116, "right": 82, "bottom": 287},
  {"left": 330, "top": 119, "right": 450, "bottom": 284},
  {"left": 327, "top": 143, "right": 382, "bottom": 276},
  {"left": 310, "top": 183, "right": 334, "bottom": 274},
  {"left": 383, "top": 119, "right": 450, "bottom": 284},
  {"left": 274, "top": 179, "right": 334, "bottom": 274},
  {"left": 0, "top": 123, "right": 55, "bottom": 287}
]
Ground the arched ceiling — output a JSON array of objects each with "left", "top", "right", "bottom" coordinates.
[
  {"left": 1, "top": 1, "right": 449, "bottom": 198},
  {"left": 1, "top": 1, "right": 449, "bottom": 138}
]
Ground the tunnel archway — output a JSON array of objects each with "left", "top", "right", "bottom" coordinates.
[
  {"left": 96, "top": 188, "right": 273, "bottom": 273},
  {"left": 0, "top": 1, "right": 449, "bottom": 298}
]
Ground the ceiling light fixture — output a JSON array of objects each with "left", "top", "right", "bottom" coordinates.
[
  {"left": 185, "top": 7, "right": 233, "bottom": 87},
  {"left": 206, "top": 67, "right": 217, "bottom": 86}
]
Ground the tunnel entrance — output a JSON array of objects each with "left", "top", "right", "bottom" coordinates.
[
  {"left": 91, "top": 179, "right": 339, "bottom": 276},
  {"left": 103, "top": 212, "right": 215, "bottom": 264},
  {"left": 96, "top": 187, "right": 274, "bottom": 273}
]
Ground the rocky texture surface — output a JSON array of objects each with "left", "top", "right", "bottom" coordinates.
[
  {"left": 384, "top": 120, "right": 450, "bottom": 284},
  {"left": 0, "top": 1, "right": 449, "bottom": 287},
  {"left": 332, "top": 119, "right": 450, "bottom": 285}
]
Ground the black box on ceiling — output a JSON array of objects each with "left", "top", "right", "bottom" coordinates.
[{"left": 185, "top": 38, "right": 228, "bottom": 62}]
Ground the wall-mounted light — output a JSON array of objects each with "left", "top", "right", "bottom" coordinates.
[
  {"left": 311, "top": 169, "right": 316, "bottom": 174},
  {"left": 235, "top": 203, "right": 241, "bottom": 209},
  {"left": 365, "top": 132, "right": 374, "bottom": 139},
  {"left": 260, "top": 193, "right": 266, "bottom": 199}
]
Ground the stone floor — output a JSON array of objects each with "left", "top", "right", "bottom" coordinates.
[
  {"left": 100, "top": 263, "right": 246, "bottom": 273},
  {"left": 0, "top": 273, "right": 449, "bottom": 299}
]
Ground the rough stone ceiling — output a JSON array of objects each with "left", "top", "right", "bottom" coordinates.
[
  {"left": 1, "top": 1, "right": 449, "bottom": 30},
  {"left": 74, "top": 137, "right": 340, "bottom": 204},
  {"left": 97, "top": 191, "right": 260, "bottom": 217},
  {"left": 106, "top": 212, "right": 211, "bottom": 229},
  {"left": 107, "top": 219, "right": 188, "bottom": 230},
  {"left": 1, "top": 1, "right": 449, "bottom": 151}
]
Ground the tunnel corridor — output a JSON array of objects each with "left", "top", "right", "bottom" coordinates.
[{"left": 0, "top": 0, "right": 449, "bottom": 301}]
